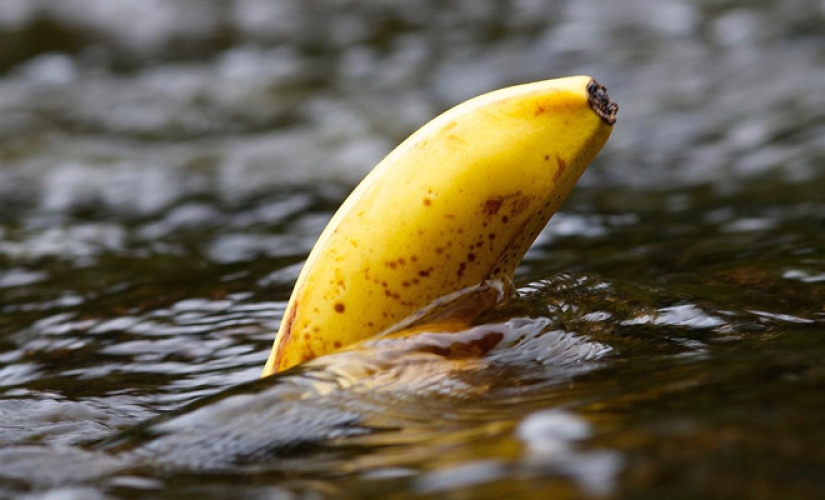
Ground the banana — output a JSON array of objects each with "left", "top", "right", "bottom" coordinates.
[{"left": 263, "top": 75, "right": 617, "bottom": 376}]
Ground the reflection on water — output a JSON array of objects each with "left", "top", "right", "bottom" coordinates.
[
  {"left": 1, "top": 0, "right": 825, "bottom": 498},
  {"left": 1, "top": 195, "right": 823, "bottom": 498}
]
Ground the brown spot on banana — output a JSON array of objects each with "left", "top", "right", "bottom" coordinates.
[
  {"left": 262, "top": 76, "right": 618, "bottom": 376},
  {"left": 553, "top": 156, "right": 567, "bottom": 182}
]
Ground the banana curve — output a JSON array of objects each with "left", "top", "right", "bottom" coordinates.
[{"left": 263, "top": 76, "right": 618, "bottom": 376}]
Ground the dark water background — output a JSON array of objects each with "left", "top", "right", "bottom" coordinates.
[{"left": 1, "top": 1, "right": 824, "bottom": 498}]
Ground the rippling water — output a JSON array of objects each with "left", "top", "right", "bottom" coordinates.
[
  {"left": 1, "top": 1, "right": 825, "bottom": 499},
  {"left": 2, "top": 184, "right": 823, "bottom": 498}
]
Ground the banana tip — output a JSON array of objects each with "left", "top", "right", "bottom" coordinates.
[{"left": 587, "top": 79, "right": 619, "bottom": 126}]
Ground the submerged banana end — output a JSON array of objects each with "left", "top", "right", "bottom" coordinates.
[
  {"left": 587, "top": 79, "right": 618, "bottom": 126},
  {"left": 264, "top": 76, "right": 618, "bottom": 376}
]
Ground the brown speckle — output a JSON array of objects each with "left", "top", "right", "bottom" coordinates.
[
  {"left": 423, "top": 197, "right": 432, "bottom": 206},
  {"left": 304, "top": 348, "right": 315, "bottom": 361},
  {"left": 554, "top": 156, "right": 567, "bottom": 182},
  {"left": 508, "top": 193, "right": 531, "bottom": 217},
  {"left": 467, "top": 252, "right": 476, "bottom": 262},
  {"left": 483, "top": 197, "right": 504, "bottom": 216},
  {"left": 334, "top": 302, "right": 345, "bottom": 313},
  {"left": 334, "top": 341, "right": 342, "bottom": 349}
]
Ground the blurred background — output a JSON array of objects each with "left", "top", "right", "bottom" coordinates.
[{"left": 1, "top": 0, "right": 824, "bottom": 217}]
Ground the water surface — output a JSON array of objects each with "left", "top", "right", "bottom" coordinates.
[{"left": 1, "top": 1, "right": 825, "bottom": 499}]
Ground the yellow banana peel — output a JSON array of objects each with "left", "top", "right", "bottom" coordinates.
[{"left": 263, "top": 75, "right": 618, "bottom": 376}]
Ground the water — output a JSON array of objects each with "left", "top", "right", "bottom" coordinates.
[{"left": 1, "top": 1, "right": 825, "bottom": 498}]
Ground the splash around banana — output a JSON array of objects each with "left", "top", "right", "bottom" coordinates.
[{"left": 263, "top": 75, "right": 618, "bottom": 376}]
